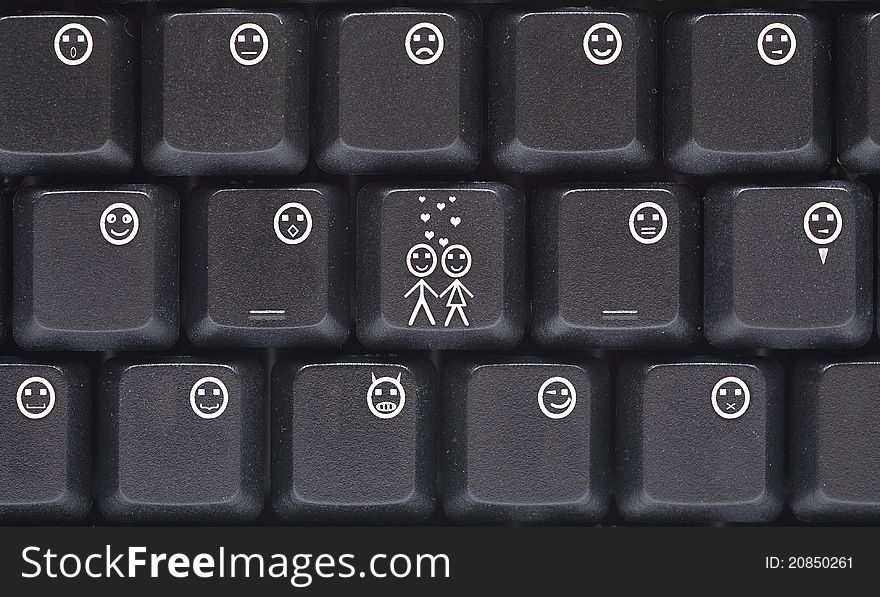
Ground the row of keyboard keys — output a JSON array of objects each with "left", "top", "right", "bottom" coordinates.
[
  {"left": 5, "top": 356, "right": 880, "bottom": 523},
  {"left": 9, "top": 9, "right": 880, "bottom": 175}
]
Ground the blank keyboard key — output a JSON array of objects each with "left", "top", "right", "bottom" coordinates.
[
  {"left": 143, "top": 10, "right": 309, "bottom": 175},
  {"left": 98, "top": 358, "right": 264, "bottom": 522},
  {"left": 186, "top": 186, "right": 349, "bottom": 347},
  {"left": 791, "top": 359, "right": 880, "bottom": 522},
  {"left": 272, "top": 359, "right": 435, "bottom": 522},
  {"left": 357, "top": 183, "right": 525, "bottom": 349},
  {"left": 490, "top": 10, "right": 657, "bottom": 174},
  {"left": 839, "top": 13, "right": 880, "bottom": 172},
  {"left": 317, "top": 10, "right": 481, "bottom": 174},
  {"left": 664, "top": 12, "right": 830, "bottom": 175},
  {"left": 444, "top": 358, "right": 609, "bottom": 522},
  {"left": 0, "top": 14, "right": 135, "bottom": 175},
  {"left": 617, "top": 359, "right": 783, "bottom": 523},
  {"left": 13, "top": 186, "right": 180, "bottom": 351},
  {"left": 0, "top": 361, "right": 91, "bottom": 521},
  {"left": 532, "top": 184, "right": 700, "bottom": 348},
  {"left": 704, "top": 182, "right": 873, "bottom": 349}
]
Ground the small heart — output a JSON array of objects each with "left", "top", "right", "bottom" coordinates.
[
  {"left": 436, "top": 202, "right": 446, "bottom": 211},
  {"left": 425, "top": 231, "right": 435, "bottom": 240},
  {"left": 450, "top": 216, "right": 461, "bottom": 227},
  {"left": 420, "top": 213, "right": 430, "bottom": 223},
  {"left": 439, "top": 238, "right": 449, "bottom": 247},
  {"left": 449, "top": 196, "right": 457, "bottom": 203},
  {"left": 418, "top": 196, "right": 426, "bottom": 203}
]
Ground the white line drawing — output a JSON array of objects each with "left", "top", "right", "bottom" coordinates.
[
  {"left": 16, "top": 377, "right": 56, "bottom": 419},
  {"left": 230, "top": 23, "right": 269, "bottom": 66},
  {"left": 450, "top": 216, "right": 461, "bottom": 227},
  {"left": 758, "top": 23, "right": 796, "bottom": 66},
  {"left": 248, "top": 309, "right": 287, "bottom": 320},
  {"left": 249, "top": 309, "right": 285, "bottom": 315},
  {"left": 405, "top": 22, "right": 444, "bottom": 65},
  {"left": 274, "top": 202, "right": 313, "bottom": 245},
  {"left": 803, "top": 201, "right": 842, "bottom": 265},
  {"left": 367, "top": 372, "right": 406, "bottom": 419},
  {"left": 100, "top": 203, "right": 140, "bottom": 246},
  {"left": 440, "top": 244, "right": 473, "bottom": 327},
  {"left": 629, "top": 202, "right": 667, "bottom": 244},
  {"left": 602, "top": 309, "right": 639, "bottom": 320},
  {"left": 405, "top": 243, "right": 439, "bottom": 326},
  {"left": 190, "top": 377, "right": 229, "bottom": 419},
  {"left": 55, "top": 23, "right": 93, "bottom": 66},
  {"left": 538, "top": 376, "right": 577, "bottom": 419},
  {"left": 711, "top": 376, "right": 751, "bottom": 420},
  {"left": 583, "top": 23, "right": 622, "bottom": 65}
]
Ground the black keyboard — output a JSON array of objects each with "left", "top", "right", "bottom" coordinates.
[{"left": 3, "top": 0, "right": 880, "bottom": 562}]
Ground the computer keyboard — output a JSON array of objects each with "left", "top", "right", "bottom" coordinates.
[{"left": 4, "top": 0, "right": 880, "bottom": 561}]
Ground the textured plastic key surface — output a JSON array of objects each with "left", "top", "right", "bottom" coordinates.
[
  {"left": 791, "top": 360, "right": 880, "bottom": 522},
  {"left": 142, "top": 10, "right": 309, "bottom": 175},
  {"left": 185, "top": 185, "right": 349, "bottom": 347},
  {"left": 0, "top": 14, "right": 135, "bottom": 176},
  {"left": 490, "top": 9, "right": 657, "bottom": 174},
  {"left": 704, "top": 181, "right": 873, "bottom": 349},
  {"left": 357, "top": 183, "right": 525, "bottom": 350},
  {"left": 617, "top": 359, "right": 784, "bottom": 523},
  {"left": 316, "top": 9, "right": 481, "bottom": 174},
  {"left": 838, "top": 12, "right": 880, "bottom": 172},
  {"left": 0, "top": 360, "right": 91, "bottom": 521},
  {"left": 532, "top": 184, "right": 700, "bottom": 349},
  {"left": 13, "top": 185, "right": 180, "bottom": 351},
  {"left": 664, "top": 11, "right": 830, "bottom": 175},
  {"left": 444, "top": 358, "right": 609, "bottom": 522},
  {"left": 98, "top": 358, "right": 264, "bottom": 523},
  {"left": 272, "top": 359, "right": 436, "bottom": 522}
]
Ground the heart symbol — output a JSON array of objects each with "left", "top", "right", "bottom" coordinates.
[
  {"left": 418, "top": 196, "right": 426, "bottom": 203},
  {"left": 436, "top": 203, "right": 446, "bottom": 211},
  {"left": 439, "top": 238, "right": 449, "bottom": 247},
  {"left": 420, "top": 213, "right": 430, "bottom": 223},
  {"left": 450, "top": 216, "right": 461, "bottom": 227},
  {"left": 449, "top": 196, "right": 457, "bottom": 203},
  {"left": 425, "top": 231, "right": 435, "bottom": 240}
]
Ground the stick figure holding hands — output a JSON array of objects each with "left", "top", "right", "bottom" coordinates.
[
  {"left": 440, "top": 244, "right": 474, "bottom": 327},
  {"left": 404, "top": 243, "right": 439, "bottom": 326}
]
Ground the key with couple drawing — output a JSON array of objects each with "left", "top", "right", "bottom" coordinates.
[{"left": 358, "top": 183, "right": 525, "bottom": 350}]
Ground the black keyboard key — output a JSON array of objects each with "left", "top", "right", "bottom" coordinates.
[
  {"left": 13, "top": 185, "right": 180, "bottom": 351},
  {"left": 186, "top": 186, "right": 349, "bottom": 347},
  {"left": 0, "top": 360, "right": 91, "bottom": 521},
  {"left": 664, "top": 12, "right": 830, "bottom": 175},
  {"left": 317, "top": 9, "right": 481, "bottom": 174},
  {"left": 705, "top": 182, "right": 872, "bottom": 349},
  {"left": 839, "top": 13, "right": 880, "bottom": 172},
  {"left": 0, "top": 14, "right": 134, "bottom": 175},
  {"left": 533, "top": 184, "right": 700, "bottom": 348},
  {"left": 272, "top": 359, "right": 435, "bottom": 522},
  {"left": 444, "top": 358, "right": 609, "bottom": 522},
  {"left": 143, "top": 10, "right": 309, "bottom": 175},
  {"left": 98, "top": 358, "right": 264, "bottom": 522},
  {"left": 490, "top": 9, "right": 657, "bottom": 174},
  {"left": 792, "top": 359, "right": 880, "bottom": 522},
  {"left": 617, "top": 359, "right": 783, "bottom": 522},
  {"left": 357, "top": 183, "right": 525, "bottom": 349}
]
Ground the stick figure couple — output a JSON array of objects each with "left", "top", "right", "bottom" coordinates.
[{"left": 405, "top": 242, "right": 473, "bottom": 327}]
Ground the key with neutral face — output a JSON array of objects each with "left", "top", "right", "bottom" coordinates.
[
  {"left": 0, "top": 360, "right": 91, "bottom": 521},
  {"left": 490, "top": 9, "right": 657, "bottom": 174},
  {"left": 272, "top": 359, "right": 435, "bottom": 522},
  {"left": 704, "top": 182, "right": 872, "bottom": 349},
  {"left": 357, "top": 183, "right": 524, "bottom": 349},
  {"left": 664, "top": 12, "right": 829, "bottom": 175},
  {"left": 143, "top": 10, "right": 309, "bottom": 175},
  {"left": 98, "top": 358, "right": 264, "bottom": 523},
  {"left": 838, "top": 13, "right": 880, "bottom": 172},
  {"left": 444, "top": 358, "right": 609, "bottom": 522},
  {"left": 0, "top": 14, "right": 134, "bottom": 175},
  {"left": 532, "top": 184, "right": 700, "bottom": 349},
  {"left": 186, "top": 186, "right": 349, "bottom": 347},
  {"left": 792, "top": 360, "right": 880, "bottom": 522},
  {"left": 14, "top": 185, "right": 180, "bottom": 351},
  {"left": 317, "top": 10, "right": 481, "bottom": 174},
  {"left": 617, "top": 359, "right": 783, "bottom": 523}
]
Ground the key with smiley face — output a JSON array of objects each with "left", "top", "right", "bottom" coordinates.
[
  {"left": 98, "top": 358, "right": 264, "bottom": 523},
  {"left": 13, "top": 185, "right": 180, "bottom": 351}
]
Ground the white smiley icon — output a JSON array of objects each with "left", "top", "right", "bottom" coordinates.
[
  {"left": 538, "top": 376, "right": 577, "bottom": 420},
  {"left": 230, "top": 23, "right": 269, "bottom": 66},
  {"left": 405, "top": 22, "right": 444, "bottom": 65},
  {"left": 16, "top": 377, "right": 56, "bottom": 420},
  {"left": 273, "top": 202, "right": 313, "bottom": 244},
  {"left": 100, "top": 202, "right": 140, "bottom": 246},
  {"left": 583, "top": 22, "right": 622, "bottom": 65},
  {"left": 758, "top": 23, "right": 796, "bottom": 66},
  {"left": 190, "top": 377, "right": 229, "bottom": 419},
  {"left": 54, "top": 23, "right": 93, "bottom": 66}
]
